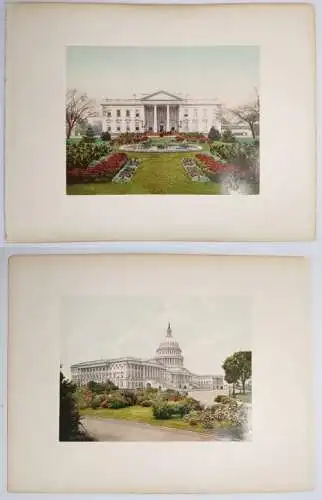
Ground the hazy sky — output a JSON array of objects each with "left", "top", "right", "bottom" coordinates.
[
  {"left": 67, "top": 46, "right": 259, "bottom": 107},
  {"left": 60, "top": 296, "right": 252, "bottom": 379}
]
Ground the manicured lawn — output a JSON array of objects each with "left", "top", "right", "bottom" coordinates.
[
  {"left": 80, "top": 406, "right": 203, "bottom": 432},
  {"left": 67, "top": 150, "right": 221, "bottom": 195}
]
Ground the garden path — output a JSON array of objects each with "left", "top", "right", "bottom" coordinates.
[{"left": 82, "top": 416, "right": 209, "bottom": 441}]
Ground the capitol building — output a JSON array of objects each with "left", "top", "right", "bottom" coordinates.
[
  {"left": 86, "top": 90, "right": 222, "bottom": 136},
  {"left": 71, "top": 323, "right": 226, "bottom": 392}
]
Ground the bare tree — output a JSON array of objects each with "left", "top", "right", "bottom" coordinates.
[
  {"left": 226, "top": 90, "right": 260, "bottom": 139},
  {"left": 66, "top": 89, "right": 96, "bottom": 139}
]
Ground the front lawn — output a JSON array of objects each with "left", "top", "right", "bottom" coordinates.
[{"left": 67, "top": 151, "right": 221, "bottom": 195}]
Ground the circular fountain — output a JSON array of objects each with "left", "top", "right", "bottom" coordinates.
[{"left": 120, "top": 142, "right": 202, "bottom": 153}]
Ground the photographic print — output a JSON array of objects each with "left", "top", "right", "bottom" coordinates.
[
  {"left": 66, "top": 46, "right": 260, "bottom": 195},
  {"left": 60, "top": 297, "right": 252, "bottom": 442}
]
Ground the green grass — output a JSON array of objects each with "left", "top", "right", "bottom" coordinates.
[
  {"left": 80, "top": 406, "right": 203, "bottom": 432},
  {"left": 67, "top": 150, "right": 221, "bottom": 195},
  {"left": 80, "top": 406, "right": 238, "bottom": 433}
]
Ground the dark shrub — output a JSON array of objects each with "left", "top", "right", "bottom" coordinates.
[
  {"left": 82, "top": 125, "right": 96, "bottom": 143},
  {"left": 91, "top": 396, "right": 101, "bottom": 410},
  {"left": 140, "top": 400, "right": 153, "bottom": 407},
  {"left": 120, "top": 389, "right": 137, "bottom": 406},
  {"left": 101, "top": 131, "right": 111, "bottom": 142},
  {"left": 214, "top": 395, "right": 231, "bottom": 404},
  {"left": 221, "top": 129, "right": 236, "bottom": 143},
  {"left": 152, "top": 403, "right": 174, "bottom": 420},
  {"left": 108, "top": 392, "right": 129, "bottom": 409},
  {"left": 208, "top": 126, "right": 221, "bottom": 141}
]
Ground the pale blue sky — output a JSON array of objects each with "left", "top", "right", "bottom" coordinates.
[
  {"left": 60, "top": 296, "right": 252, "bottom": 378},
  {"left": 67, "top": 46, "right": 259, "bottom": 107}
]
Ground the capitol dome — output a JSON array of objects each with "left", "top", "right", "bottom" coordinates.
[{"left": 154, "top": 322, "right": 184, "bottom": 369}]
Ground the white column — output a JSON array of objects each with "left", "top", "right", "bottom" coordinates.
[
  {"left": 166, "top": 105, "right": 170, "bottom": 132},
  {"left": 153, "top": 106, "right": 157, "bottom": 132}
]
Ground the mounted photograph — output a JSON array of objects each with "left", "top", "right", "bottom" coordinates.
[
  {"left": 60, "top": 296, "right": 252, "bottom": 442},
  {"left": 66, "top": 46, "right": 260, "bottom": 195}
]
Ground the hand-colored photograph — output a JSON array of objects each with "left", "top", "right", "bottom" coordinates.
[
  {"left": 66, "top": 46, "right": 260, "bottom": 195},
  {"left": 60, "top": 297, "right": 252, "bottom": 442}
]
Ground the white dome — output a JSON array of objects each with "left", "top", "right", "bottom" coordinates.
[
  {"left": 156, "top": 323, "right": 182, "bottom": 353},
  {"left": 154, "top": 323, "right": 184, "bottom": 368}
]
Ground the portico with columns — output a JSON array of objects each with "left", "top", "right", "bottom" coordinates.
[{"left": 99, "top": 90, "right": 222, "bottom": 135}]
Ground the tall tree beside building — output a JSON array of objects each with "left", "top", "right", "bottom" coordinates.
[
  {"left": 222, "top": 351, "right": 252, "bottom": 395},
  {"left": 66, "top": 89, "right": 96, "bottom": 139}
]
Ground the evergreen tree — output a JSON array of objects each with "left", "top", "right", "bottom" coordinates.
[
  {"left": 208, "top": 126, "right": 221, "bottom": 141},
  {"left": 59, "top": 371, "right": 95, "bottom": 441},
  {"left": 222, "top": 129, "right": 236, "bottom": 143},
  {"left": 101, "top": 131, "right": 111, "bottom": 142},
  {"left": 82, "top": 125, "right": 96, "bottom": 143}
]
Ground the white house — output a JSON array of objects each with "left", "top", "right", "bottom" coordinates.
[{"left": 84, "top": 90, "right": 223, "bottom": 135}]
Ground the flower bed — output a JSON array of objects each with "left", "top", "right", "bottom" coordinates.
[
  {"left": 67, "top": 152, "right": 128, "bottom": 184},
  {"left": 112, "top": 159, "right": 140, "bottom": 184},
  {"left": 182, "top": 158, "right": 210, "bottom": 183},
  {"left": 195, "top": 153, "right": 243, "bottom": 182},
  {"left": 176, "top": 134, "right": 208, "bottom": 143}
]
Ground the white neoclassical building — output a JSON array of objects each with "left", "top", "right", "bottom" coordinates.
[
  {"left": 71, "top": 322, "right": 226, "bottom": 391},
  {"left": 95, "top": 90, "right": 222, "bottom": 135}
]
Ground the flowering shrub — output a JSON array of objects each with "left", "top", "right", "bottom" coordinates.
[
  {"left": 114, "top": 133, "right": 150, "bottom": 146},
  {"left": 211, "top": 398, "right": 245, "bottom": 425},
  {"left": 183, "top": 410, "right": 201, "bottom": 426},
  {"left": 67, "top": 152, "right": 128, "bottom": 184},
  {"left": 107, "top": 393, "right": 129, "bottom": 409},
  {"left": 176, "top": 133, "right": 208, "bottom": 143},
  {"left": 182, "top": 397, "right": 246, "bottom": 429},
  {"left": 199, "top": 410, "right": 215, "bottom": 429}
]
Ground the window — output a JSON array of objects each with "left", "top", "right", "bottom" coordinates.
[
  {"left": 117, "top": 126, "right": 121, "bottom": 131},
  {"left": 126, "top": 109, "right": 130, "bottom": 117},
  {"left": 126, "top": 126, "right": 130, "bottom": 132},
  {"left": 107, "top": 111, "right": 111, "bottom": 117},
  {"left": 107, "top": 126, "right": 111, "bottom": 132},
  {"left": 135, "top": 126, "right": 139, "bottom": 131},
  {"left": 135, "top": 111, "right": 140, "bottom": 117},
  {"left": 116, "top": 109, "right": 121, "bottom": 117}
]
